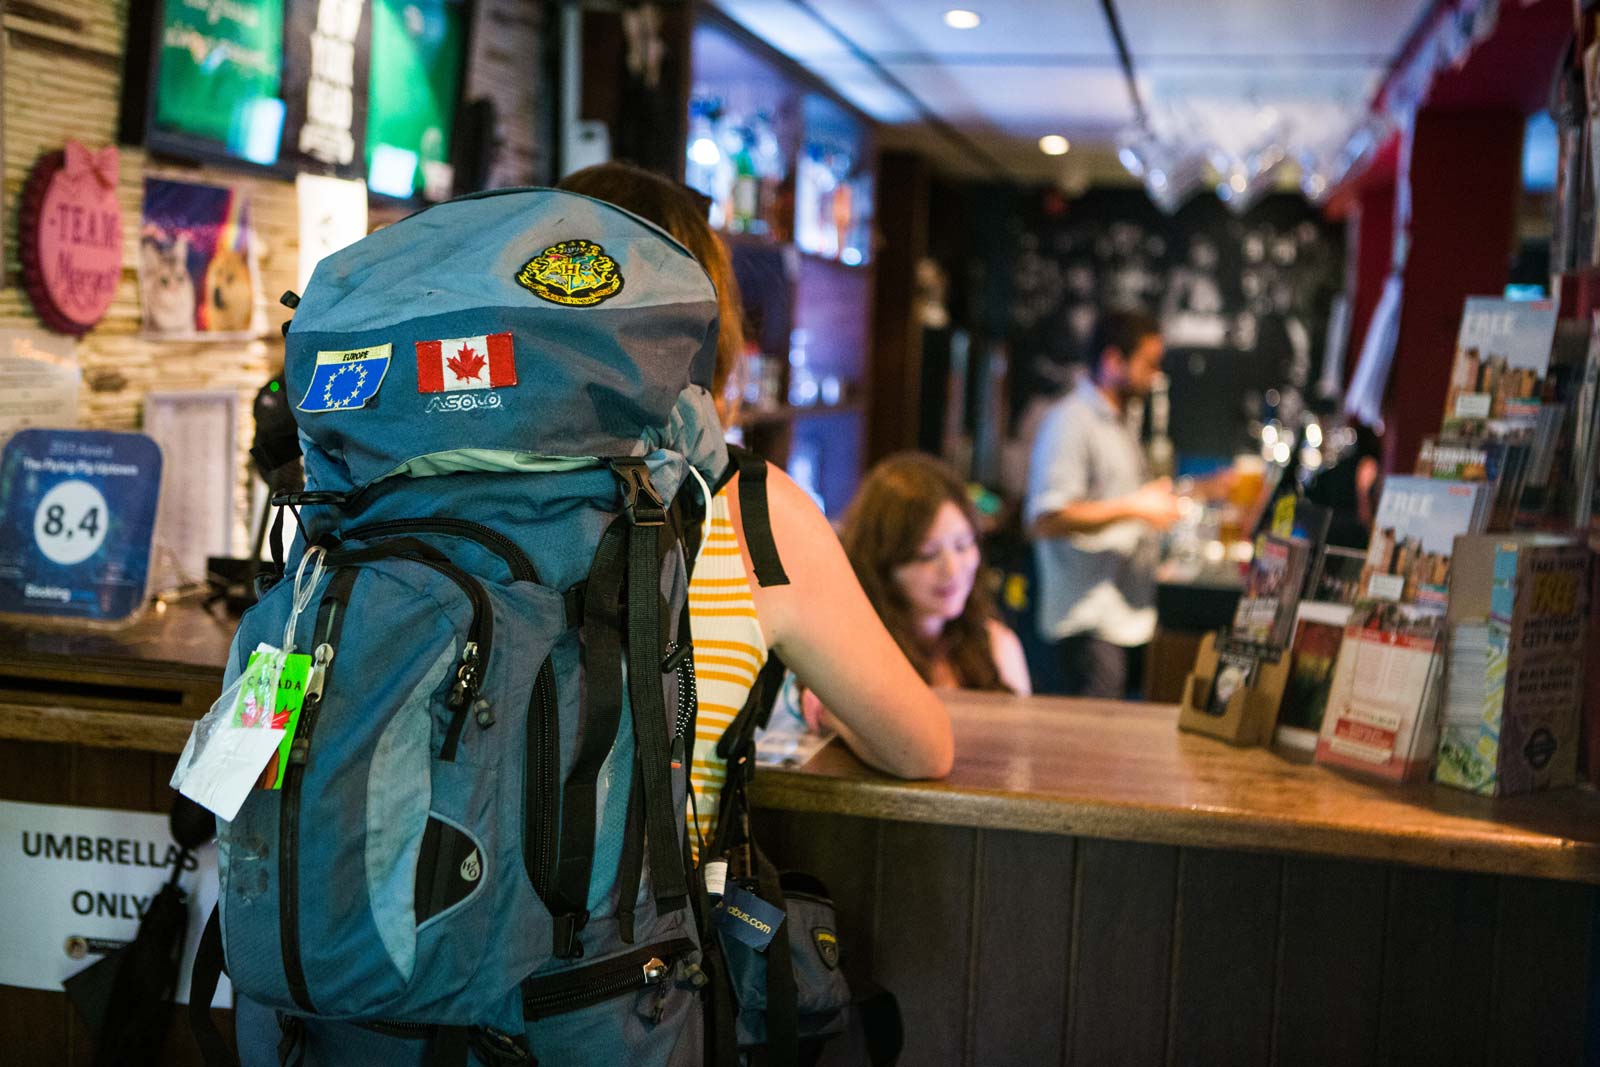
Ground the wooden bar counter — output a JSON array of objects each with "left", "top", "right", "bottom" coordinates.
[
  {"left": 751, "top": 693, "right": 1600, "bottom": 1066},
  {"left": 3, "top": 602, "right": 1597, "bottom": 1064}
]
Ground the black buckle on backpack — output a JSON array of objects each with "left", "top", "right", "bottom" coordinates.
[
  {"left": 552, "top": 910, "right": 590, "bottom": 959},
  {"left": 610, "top": 459, "right": 666, "bottom": 526},
  {"left": 270, "top": 489, "right": 350, "bottom": 507}
]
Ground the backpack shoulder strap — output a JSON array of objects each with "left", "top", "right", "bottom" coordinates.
[{"left": 724, "top": 446, "right": 789, "bottom": 589}]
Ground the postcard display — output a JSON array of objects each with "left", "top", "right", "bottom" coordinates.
[
  {"left": 1315, "top": 298, "right": 1591, "bottom": 794},
  {"left": 1179, "top": 498, "right": 1328, "bottom": 746}
]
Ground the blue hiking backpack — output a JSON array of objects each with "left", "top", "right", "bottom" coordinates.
[{"left": 187, "top": 188, "right": 732, "bottom": 1066}]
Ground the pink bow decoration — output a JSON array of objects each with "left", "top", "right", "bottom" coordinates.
[{"left": 63, "top": 139, "right": 119, "bottom": 189}]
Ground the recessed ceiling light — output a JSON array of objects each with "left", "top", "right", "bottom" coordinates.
[
  {"left": 943, "top": 9, "right": 982, "bottom": 30},
  {"left": 1039, "top": 135, "right": 1070, "bottom": 156}
]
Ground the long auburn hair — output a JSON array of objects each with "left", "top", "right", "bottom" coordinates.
[
  {"left": 557, "top": 162, "right": 745, "bottom": 419},
  {"left": 840, "top": 452, "right": 1008, "bottom": 692}
]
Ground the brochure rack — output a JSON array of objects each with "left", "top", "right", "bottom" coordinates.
[{"left": 1179, "top": 633, "right": 1293, "bottom": 746}]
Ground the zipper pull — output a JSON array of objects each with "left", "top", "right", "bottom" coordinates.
[
  {"left": 473, "top": 696, "right": 495, "bottom": 729},
  {"left": 641, "top": 957, "right": 671, "bottom": 1024},
  {"left": 448, "top": 641, "right": 481, "bottom": 711},
  {"left": 303, "top": 643, "right": 334, "bottom": 704}
]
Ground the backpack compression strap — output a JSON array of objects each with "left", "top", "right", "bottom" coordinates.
[
  {"left": 550, "top": 515, "right": 631, "bottom": 956},
  {"left": 549, "top": 461, "right": 690, "bottom": 958},
  {"left": 619, "top": 461, "right": 690, "bottom": 912}
]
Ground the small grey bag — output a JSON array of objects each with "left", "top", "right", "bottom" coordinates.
[{"left": 721, "top": 871, "right": 852, "bottom": 1049}]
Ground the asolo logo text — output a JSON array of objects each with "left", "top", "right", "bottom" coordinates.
[
  {"left": 426, "top": 393, "right": 503, "bottom": 414},
  {"left": 460, "top": 850, "right": 481, "bottom": 883},
  {"left": 727, "top": 906, "right": 772, "bottom": 935}
]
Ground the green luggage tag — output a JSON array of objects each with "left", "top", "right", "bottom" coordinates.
[{"left": 253, "top": 650, "right": 311, "bottom": 790}]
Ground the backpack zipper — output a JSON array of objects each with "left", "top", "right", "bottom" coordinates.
[
  {"left": 340, "top": 518, "right": 540, "bottom": 583},
  {"left": 522, "top": 939, "right": 691, "bottom": 1020},
  {"left": 409, "top": 554, "right": 493, "bottom": 762},
  {"left": 528, "top": 657, "right": 557, "bottom": 903},
  {"left": 280, "top": 566, "right": 361, "bottom": 1013},
  {"left": 330, "top": 524, "right": 559, "bottom": 905}
]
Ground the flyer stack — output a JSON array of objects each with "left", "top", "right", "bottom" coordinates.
[
  {"left": 1436, "top": 535, "right": 1589, "bottom": 796},
  {"left": 1315, "top": 476, "right": 1490, "bottom": 780}
]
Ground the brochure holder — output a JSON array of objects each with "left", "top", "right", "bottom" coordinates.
[{"left": 1179, "top": 632, "right": 1293, "bottom": 746}]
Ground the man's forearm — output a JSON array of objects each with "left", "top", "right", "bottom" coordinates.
[{"left": 1031, "top": 496, "right": 1142, "bottom": 538}]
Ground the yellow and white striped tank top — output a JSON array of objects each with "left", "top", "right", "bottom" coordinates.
[{"left": 687, "top": 485, "right": 769, "bottom": 861}]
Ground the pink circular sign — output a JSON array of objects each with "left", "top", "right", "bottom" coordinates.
[{"left": 21, "top": 141, "right": 122, "bottom": 335}]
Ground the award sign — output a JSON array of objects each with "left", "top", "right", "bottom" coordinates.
[{"left": 0, "top": 429, "right": 163, "bottom": 625}]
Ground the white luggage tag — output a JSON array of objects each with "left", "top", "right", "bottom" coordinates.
[{"left": 170, "top": 549, "right": 327, "bottom": 821}]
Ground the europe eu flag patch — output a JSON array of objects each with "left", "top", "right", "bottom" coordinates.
[{"left": 297, "top": 344, "right": 393, "bottom": 412}]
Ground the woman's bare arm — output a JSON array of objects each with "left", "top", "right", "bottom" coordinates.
[
  {"left": 987, "top": 619, "right": 1033, "bottom": 696},
  {"left": 727, "top": 468, "right": 954, "bottom": 779}
]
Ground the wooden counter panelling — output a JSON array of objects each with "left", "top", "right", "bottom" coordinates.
[
  {"left": 754, "top": 811, "right": 1596, "bottom": 1067},
  {"left": 751, "top": 693, "right": 1600, "bottom": 1065},
  {"left": 752, "top": 692, "right": 1600, "bottom": 885}
]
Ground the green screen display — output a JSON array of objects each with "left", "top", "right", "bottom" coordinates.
[
  {"left": 365, "top": 0, "right": 466, "bottom": 198},
  {"left": 154, "top": 0, "right": 286, "bottom": 162}
]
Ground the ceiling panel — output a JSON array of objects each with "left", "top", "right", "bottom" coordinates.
[
  {"left": 884, "top": 63, "right": 1137, "bottom": 131},
  {"left": 799, "top": 0, "right": 1116, "bottom": 60},
  {"left": 695, "top": 3, "right": 919, "bottom": 122},
  {"left": 1116, "top": 0, "right": 1431, "bottom": 60},
  {"left": 706, "top": 1, "right": 854, "bottom": 63},
  {"left": 704, "top": 0, "right": 1427, "bottom": 182}
]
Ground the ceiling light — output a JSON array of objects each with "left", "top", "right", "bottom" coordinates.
[
  {"left": 943, "top": 9, "right": 981, "bottom": 30},
  {"left": 1038, "top": 135, "right": 1070, "bottom": 156}
]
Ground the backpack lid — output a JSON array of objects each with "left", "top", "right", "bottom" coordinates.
[{"left": 285, "top": 188, "right": 722, "bottom": 493}]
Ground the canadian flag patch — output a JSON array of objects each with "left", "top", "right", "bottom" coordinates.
[{"left": 415, "top": 332, "right": 517, "bottom": 393}]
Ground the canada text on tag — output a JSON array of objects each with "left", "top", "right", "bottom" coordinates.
[
  {"left": 715, "top": 883, "right": 785, "bottom": 952},
  {"left": 256, "top": 652, "right": 312, "bottom": 790}
]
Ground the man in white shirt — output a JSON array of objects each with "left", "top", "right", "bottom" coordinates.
[{"left": 1025, "top": 309, "right": 1182, "bottom": 698}]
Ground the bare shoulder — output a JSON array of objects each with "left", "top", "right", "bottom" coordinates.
[
  {"left": 986, "top": 617, "right": 1023, "bottom": 657},
  {"left": 724, "top": 463, "right": 839, "bottom": 567},
  {"left": 720, "top": 462, "right": 848, "bottom": 645},
  {"left": 986, "top": 618, "right": 1033, "bottom": 696}
]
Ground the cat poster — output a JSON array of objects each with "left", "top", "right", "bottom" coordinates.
[{"left": 139, "top": 178, "right": 262, "bottom": 338}]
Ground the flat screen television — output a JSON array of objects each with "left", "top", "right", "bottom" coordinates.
[
  {"left": 123, "top": 0, "right": 290, "bottom": 169},
  {"left": 122, "top": 0, "right": 471, "bottom": 199},
  {"left": 365, "top": 0, "right": 470, "bottom": 200}
]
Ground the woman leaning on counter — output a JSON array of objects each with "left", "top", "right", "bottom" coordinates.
[{"left": 556, "top": 162, "right": 954, "bottom": 813}]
